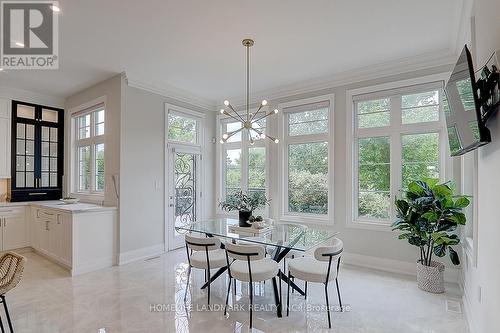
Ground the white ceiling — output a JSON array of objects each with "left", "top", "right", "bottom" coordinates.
[{"left": 0, "top": 0, "right": 466, "bottom": 108}]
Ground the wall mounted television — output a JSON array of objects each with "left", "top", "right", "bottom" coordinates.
[{"left": 444, "top": 45, "right": 491, "bottom": 156}]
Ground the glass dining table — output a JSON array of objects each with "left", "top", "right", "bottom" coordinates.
[{"left": 176, "top": 218, "right": 339, "bottom": 296}]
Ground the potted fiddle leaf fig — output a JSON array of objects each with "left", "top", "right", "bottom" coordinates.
[
  {"left": 219, "top": 191, "right": 270, "bottom": 227},
  {"left": 392, "top": 178, "right": 470, "bottom": 293}
]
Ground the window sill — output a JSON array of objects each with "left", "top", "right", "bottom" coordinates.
[
  {"left": 347, "top": 219, "right": 394, "bottom": 232},
  {"left": 279, "top": 214, "right": 332, "bottom": 225}
]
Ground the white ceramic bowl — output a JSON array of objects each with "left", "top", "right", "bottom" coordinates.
[{"left": 60, "top": 198, "right": 80, "bottom": 204}]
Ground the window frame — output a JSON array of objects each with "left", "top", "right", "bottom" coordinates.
[
  {"left": 346, "top": 75, "right": 451, "bottom": 231},
  {"left": 70, "top": 98, "right": 106, "bottom": 199},
  {"left": 278, "top": 94, "right": 335, "bottom": 223},
  {"left": 217, "top": 108, "right": 270, "bottom": 217}
]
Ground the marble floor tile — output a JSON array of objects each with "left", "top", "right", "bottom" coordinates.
[{"left": 3, "top": 251, "right": 469, "bottom": 333}]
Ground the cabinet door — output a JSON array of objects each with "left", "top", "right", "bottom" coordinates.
[
  {"left": 0, "top": 117, "right": 10, "bottom": 178},
  {"left": 37, "top": 220, "right": 50, "bottom": 255},
  {"left": 3, "top": 213, "right": 27, "bottom": 250},
  {"left": 48, "top": 219, "right": 60, "bottom": 258},
  {"left": 58, "top": 214, "right": 72, "bottom": 265}
]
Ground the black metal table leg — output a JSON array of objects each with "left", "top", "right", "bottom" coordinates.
[
  {"left": 201, "top": 266, "right": 228, "bottom": 289},
  {"left": 278, "top": 271, "right": 305, "bottom": 296}
]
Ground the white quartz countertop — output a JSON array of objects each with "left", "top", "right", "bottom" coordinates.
[{"left": 0, "top": 200, "right": 116, "bottom": 214}]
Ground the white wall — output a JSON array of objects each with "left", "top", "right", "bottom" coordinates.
[
  {"left": 461, "top": 0, "right": 500, "bottom": 332},
  {"left": 119, "top": 85, "right": 216, "bottom": 256}
]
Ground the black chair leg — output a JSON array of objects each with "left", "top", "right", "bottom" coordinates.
[
  {"left": 233, "top": 279, "right": 236, "bottom": 295},
  {"left": 249, "top": 281, "right": 254, "bottom": 328},
  {"left": 286, "top": 272, "right": 291, "bottom": 316},
  {"left": 1, "top": 296, "right": 13, "bottom": 333},
  {"left": 184, "top": 266, "right": 192, "bottom": 303},
  {"left": 271, "top": 277, "right": 282, "bottom": 318},
  {"left": 304, "top": 281, "right": 308, "bottom": 300},
  {"left": 325, "top": 283, "right": 331, "bottom": 329},
  {"left": 335, "top": 278, "right": 343, "bottom": 312},
  {"left": 224, "top": 277, "right": 232, "bottom": 316},
  {"left": 207, "top": 270, "right": 211, "bottom": 305},
  {"left": 0, "top": 313, "right": 4, "bottom": 333}
]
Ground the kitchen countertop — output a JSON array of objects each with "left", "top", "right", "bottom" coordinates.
[{"left": 0, "top": 200, "right": 117, "bottom": 214}]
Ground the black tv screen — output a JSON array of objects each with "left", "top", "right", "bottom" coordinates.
[{"left": 444, "top": 45, "right": 491, "bottom": 156}]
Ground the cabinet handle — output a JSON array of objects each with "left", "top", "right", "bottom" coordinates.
[{"left": 29, "top": 192, "right": 47, "bottom": 196}]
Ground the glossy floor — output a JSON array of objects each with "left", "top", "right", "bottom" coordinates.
[{"left": 5, "top": 251, "right": 469, "bottom": 333}]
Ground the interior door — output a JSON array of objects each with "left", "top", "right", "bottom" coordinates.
[{"left": 167, "top": 147, "right": 201, "bottom": 250}]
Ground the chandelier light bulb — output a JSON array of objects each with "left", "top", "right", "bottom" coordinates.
[
  {"left": 223, "top": 100, "right": 230, "bottom": 106},
  {"left": 261, "top": 100, "right": 268, "bottom": 106},
  {"left": 274, "top": 138, "right": 280, "bottom": 143},
  {"left": 222, "top": 133, "right": 229, "bottom": 139},
  {"left": 220, "top": 109, "right": 225, "bottom": 114},
  {"left": 274, "top": 109, "right": 279, "bottom": 114},
  {"left": 220, "top": 139, "right": 224, "bottom": 144},
  {"left": 250, "top": 139, "right": 255, "bottom": 145},
  {"left": 260, "top": 133, "right": 266, "bottom": 139}
]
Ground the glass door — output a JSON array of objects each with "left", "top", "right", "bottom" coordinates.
[{"left": 167, "top": 148, "right": 201, "bottom": 250}]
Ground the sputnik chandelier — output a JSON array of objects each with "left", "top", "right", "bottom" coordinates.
[{"left": 219, "top": 39, "right": 279, "bottom": 144}]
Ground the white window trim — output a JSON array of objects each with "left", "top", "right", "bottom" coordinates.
[
  {"left": 346, "top": 73, "right": 452, "bottom": 232},
  {"left": 462, "top": 150, "right": 478, "bottom": 267},
  {"left": 277, "top": 94, "right": 335, "bottom": 224},
  {"left": 69, "top": 96, "right": 106, "bottom": 201},
  {"left": 216, "top": 108, "right": 270, "bottom": 217}
]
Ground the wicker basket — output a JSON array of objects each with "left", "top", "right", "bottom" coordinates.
[{"left": 416, "top": 260, "right": 445, "bottom": 294}]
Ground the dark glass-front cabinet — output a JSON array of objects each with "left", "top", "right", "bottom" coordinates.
[{"left": 11, "top": 101, "right": 64, "bottom": 202}]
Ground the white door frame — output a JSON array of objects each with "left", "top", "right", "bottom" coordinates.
[{"left": 164, "top": 104, "right": 205, "bottom": 251}]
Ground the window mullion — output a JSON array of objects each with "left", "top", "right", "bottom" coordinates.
[{"left": 391, "top": 97, "right": 403, "bottom": 221}]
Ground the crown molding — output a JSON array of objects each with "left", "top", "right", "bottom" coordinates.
[
  {"left": 123, "top": 73, "right": 216, "bottom": 111},
  {"left": 124, "top": 49, "right": 457, "bottom": 112},
  {"left": 0, "top": 85, "right": 65, "bottom": 108},
  {"left": 227, "top": 50, "right": 457, "bottom": 108}
]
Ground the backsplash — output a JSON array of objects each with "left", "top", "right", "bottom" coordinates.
[{"left": 0, "top": 179, "right": 7, "bottom": 201}]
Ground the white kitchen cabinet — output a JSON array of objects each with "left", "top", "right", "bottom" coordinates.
[
  {"left": 0, "top": 98, "right": 11, "bottom": 178},
  {"left": 0, "top": 206, "right": 27, "bottom": 251},
  {"left": 31, "top": 204, "right": 116, "bottom": 275}
]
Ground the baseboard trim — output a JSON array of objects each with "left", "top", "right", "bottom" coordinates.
[
  {"left": 118, "top": 244, "right": 165, "bottom": 265},
  {"left": 71, "top": 256, "right": 116, "bottom": 276},
  {"left": 341, "top": 252, "right": 459, "bottom": 284}
]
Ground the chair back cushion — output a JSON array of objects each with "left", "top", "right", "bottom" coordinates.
[
  {"left": 225, "top": 242, "right": 265, "bottom": 261},
  {"left": 314, "top": 238, "right": 343, "bottom": 262},
  {"left": 0, "top": 251, "right": 27, "bottom": 295},
  {"left": 185, "top": 234, "right": 221, "bottom": 251}
]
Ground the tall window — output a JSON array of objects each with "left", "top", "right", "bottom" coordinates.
[
  {"left": 73, "top": 104, "right": 105, "bottom": 195},
  {"left": 220, "top": 115, "right": 267, "bottom": 204},
  {"left": 352, "top": 85, "right": 445, "bottom": 224},
  {"left": 283, "top": 99, "right": 331, "bottom": 216}
]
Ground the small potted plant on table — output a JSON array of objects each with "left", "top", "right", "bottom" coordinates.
[
  {"left": 392, "top": 178, "right": 470, "bottom": 293},
  {"left": 219, "top": 191, "right": 270, "bottom": 227}
]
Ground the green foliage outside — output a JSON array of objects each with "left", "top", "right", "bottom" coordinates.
[
  {"left": 168, "top": 114, "right": 196, "bottom": 143},
  {"left": 392, "top": 178, "right": 469, "bottom": 266}
]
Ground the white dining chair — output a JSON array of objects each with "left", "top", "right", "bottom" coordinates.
[
  {"left": 184, "top": 234, "right": 227, "bottom": 305},
  {"left": 224, "top": 242, "right": 282, "bottom": 328},
  {"left": 286, "top": 238, "right": 344, "bottom": 329}
]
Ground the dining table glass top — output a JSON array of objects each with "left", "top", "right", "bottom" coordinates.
[{"left": 175, "top": 218, "right": 338, "bottom": 252}]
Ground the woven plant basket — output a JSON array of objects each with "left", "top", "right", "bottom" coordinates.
[{"left": 416, "top": 260, "right": 445, "bottom": 294}]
